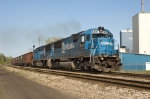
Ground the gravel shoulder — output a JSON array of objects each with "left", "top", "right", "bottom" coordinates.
[{"left": 3, "top": 65, "right": 150, "bottom": 99}]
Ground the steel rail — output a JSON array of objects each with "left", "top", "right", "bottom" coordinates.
[{"left": 101, "top": 72, "right": 150, "bottom": 79}]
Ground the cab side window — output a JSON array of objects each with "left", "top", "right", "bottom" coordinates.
[
  {"left": 86, "top": 34, "right": 90, "bottom": 41},
  {"left": 81, "top": 35, "right": 84, "bottom": 42}
]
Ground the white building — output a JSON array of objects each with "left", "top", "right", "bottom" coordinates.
[
  {"left": 132, "top": 13, "right": 150, "bottom": 54},
  {"left": 120, "top": 29, "right": 133, "bottom": 53}
]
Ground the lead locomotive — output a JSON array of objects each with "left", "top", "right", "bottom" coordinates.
[{"left": 33, "top": 26, "right": 122, "bottom": 72}]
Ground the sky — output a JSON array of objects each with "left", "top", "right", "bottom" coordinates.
[{"left": 0, "top": 0, "right": 150, "bottom": 57}]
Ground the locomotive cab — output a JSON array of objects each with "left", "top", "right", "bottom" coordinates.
[
  {"left": 91, "top": 27, "right": 115, "bottom": 56},
  {"left": 78, "top": 27, "right": 121, "bottom": 72}
]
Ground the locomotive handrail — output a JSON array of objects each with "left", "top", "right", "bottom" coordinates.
[
  {"left": 89, "top": 38, "right": 94, "bottom": 63},
  {"left": 47, "top": 53, "right": 51, "bottom": 58},
  {"left": 90, "top": 38, "right": 94, "bottom": 49},
  {"left": 93, "top": 45, "right": 98, "bottom": 54},
  {"left": 90, "top": 37, "right": 98, "bottom": 64},
  {"left": 90, "top": 45, "right": 98, "bottom": 64},
  {"left": 92, "top": 45, "right": 99, "bottom": 64}
]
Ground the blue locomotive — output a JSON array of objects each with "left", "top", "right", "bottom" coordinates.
[{"left": 33, "top": 26, "right": 122, "bottom": 72}]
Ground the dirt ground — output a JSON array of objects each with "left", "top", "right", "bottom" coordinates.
[{"left": 0, "top": 65, "right": 74, "bottom": 99}]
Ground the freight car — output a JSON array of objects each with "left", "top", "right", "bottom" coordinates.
[
  {"left": 32, "top": 26, "right": 122, "bottom": 72},
  {"left": 12, "top": 52, "right": 33, "bottom": 66}
]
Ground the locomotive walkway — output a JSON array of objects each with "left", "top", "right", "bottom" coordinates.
[{"left": 0, "top": 65, "right": 71, "bottom": 99}]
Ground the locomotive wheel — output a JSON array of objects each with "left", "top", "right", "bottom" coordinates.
[
  {"left": 87, "top": 67, "right": 91, "bottom": 71},
  {"left": 80, "top": 66, "right": 85, "bottom": 71}
]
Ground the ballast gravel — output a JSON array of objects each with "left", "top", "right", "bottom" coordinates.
[{"left": 4, "top": 66, "right": 150, "bottom": 99}]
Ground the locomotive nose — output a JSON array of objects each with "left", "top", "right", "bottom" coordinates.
[{"left": 92, "top": 38, "right": 114, "bottom": 56}]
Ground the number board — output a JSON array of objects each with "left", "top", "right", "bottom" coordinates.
[{"left": 92, "top": 30, "right": 99, "bottom": 34}]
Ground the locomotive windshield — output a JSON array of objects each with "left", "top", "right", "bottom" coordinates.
[{"left": 92, "top": 34, "right": 107, "bottom": 38}]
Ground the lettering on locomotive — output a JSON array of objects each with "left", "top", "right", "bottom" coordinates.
[
  {"left": 62, "top": 42, "right": 75, "bottom": 50},
  {"left": 101, "top": 42, "right": 113, "bottom": 45}
]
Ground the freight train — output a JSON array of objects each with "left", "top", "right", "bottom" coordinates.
[{"left": 11, "top": 26, "right": 122, "bottom": 72}]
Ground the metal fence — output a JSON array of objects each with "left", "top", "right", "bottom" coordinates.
[{"left": 120, "top": 62, "right": 149, "bottom": 73}]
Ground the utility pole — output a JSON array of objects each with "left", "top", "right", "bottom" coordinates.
[
  {"left": 141, "top": 0, "right": 144, "bottom": 13},
  {"left": 39, "top": 37, "right": 40, "bottom": 47}
]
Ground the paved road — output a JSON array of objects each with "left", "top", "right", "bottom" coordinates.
[{"left": 0, "top": 65, "right": 72, "bottom": 99}]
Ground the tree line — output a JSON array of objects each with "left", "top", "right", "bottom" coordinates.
[
  {"left": 0, "top": 37, "right": 61, "bottom": 65},
  {"left": 0, "top": 53, "right": 13, "bottom": 64}
]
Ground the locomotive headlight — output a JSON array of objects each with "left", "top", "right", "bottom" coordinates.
[
  {"left": 100, "top": 57, "right": 104, "bottom": 60},
  {"left": 116, "top": 58, "right": 119, "bottom": 60}
]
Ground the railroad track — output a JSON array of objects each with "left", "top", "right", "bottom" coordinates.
[
  {"left": 101, "top": 72, "right": 150, "bottom": 79},
  {"left": 6, "top": 65, "right": 150, "bottom": 91},
  {"left": 58, "top": 69, "right": 150, "bottom": 79}
]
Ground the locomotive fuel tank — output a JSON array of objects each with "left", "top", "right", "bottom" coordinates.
[{"left": 59, "top": 61, "right": 75, "bottom": 69}]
